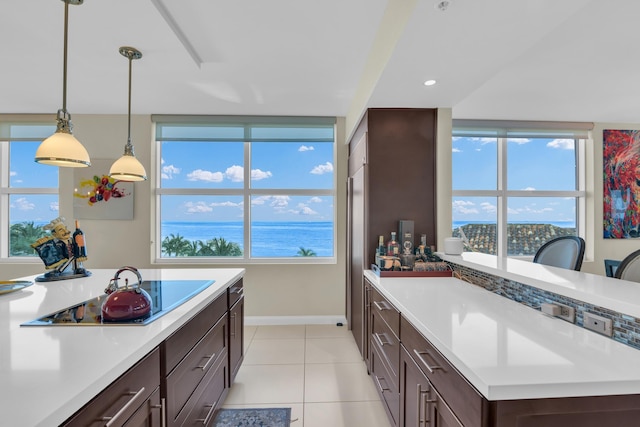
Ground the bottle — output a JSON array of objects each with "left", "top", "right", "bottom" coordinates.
[
  {"left": 386, "top": 231, "right": 400, "bottom": 256},
  {"left": 73, "top": 220, "right": 87, "bottom": 261},
  {"left": 378, "top": 235, "right": 386, "bottom": 256}
]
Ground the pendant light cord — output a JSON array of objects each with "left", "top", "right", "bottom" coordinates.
[
  {"left": 62, "top": 0, "right": 69, "bottom": 113},
  {"left": 127, "top": 55, "right": 132, "bottom": 144}
]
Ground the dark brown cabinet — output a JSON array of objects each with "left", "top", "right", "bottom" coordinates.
[
  {"left": 162, "top": 290, "right": 229, "bottom": 427},
  {"left": 228, "top": 278, "right": 244, "bottom": 385},
  {"left": 369, "top": 280, "right": 401, "bottom": 425},
  {"left": 62, "top": 348, "right": 161, "bottom": 427},
  {"left": 347, "top": 108, "right": 438, "bottom": 358}
]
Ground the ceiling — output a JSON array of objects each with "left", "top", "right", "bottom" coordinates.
[{"left": 2, "top": 0, "right": 639, "bottom": 128}]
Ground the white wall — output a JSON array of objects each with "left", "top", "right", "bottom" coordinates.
[{"left": 5, "top": 114, "right": 348, "bottom": 323}]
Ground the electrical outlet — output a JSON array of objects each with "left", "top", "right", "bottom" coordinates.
[
  {"left": 583, "top": 312, "right": 613, "bottom": 337},
  {"left": 540, "top": 302, "right": 575, "bottom": 323},
  {"left": 557, "top": 303, "right": 575, "bottom": 323}
]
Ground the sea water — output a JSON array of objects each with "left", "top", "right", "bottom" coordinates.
[{"left": 162, "top": 221, "right": 334, "bottom": 257}]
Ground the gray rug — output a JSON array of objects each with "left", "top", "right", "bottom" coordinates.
[{"left": 213, "top": 407, "right": 291, "bottom": 427}]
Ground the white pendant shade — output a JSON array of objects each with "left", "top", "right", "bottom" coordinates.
[
  {"left": 35, "top": 131, "right": 91, "bottom": 167},
  {"left": 109, "top": 153, "right": 147, "bottom": 181}
]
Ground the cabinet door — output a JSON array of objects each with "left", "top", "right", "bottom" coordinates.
[
  {"left": 400, "top": 346, "right": 430, "bottom": 427},
  {"left": 122, "top": 388, "right": 162, "bottom": 427},
  {"left": 431, "top": 387, "right": 463, "bottom": 427},
  {"left": 229, "top": 296, "right": 244, "bottom": 385},
  {"left": 349, "top": 163, "right": 366, "bottom": 357}
]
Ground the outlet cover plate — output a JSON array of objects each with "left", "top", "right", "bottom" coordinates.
[{"left": 584, "top": 312, "right": 613, "bottom": 337}]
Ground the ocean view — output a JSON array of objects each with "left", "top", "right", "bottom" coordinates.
[{"left": 162, "top": 221, "right": 334, "bottom": 257}]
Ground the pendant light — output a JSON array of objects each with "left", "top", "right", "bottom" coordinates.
[
  {"left": 35, "top": 0, "right": 90, "bottom": 167},
  {"left": 109, "top": 46, "right": 147, "bottom": 181}
]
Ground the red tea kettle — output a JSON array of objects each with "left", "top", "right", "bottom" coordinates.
[{"left": 101, "top": 266, "right": 152, "bottom": 322}]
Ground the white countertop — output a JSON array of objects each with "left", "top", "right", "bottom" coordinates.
[
  {"left": 365, "top": 270, "right": 640, "bottom": 401},
  {"left": 0, "top": 268, "right": 244, "bottom": 427},
  {"left": 438, "top": 251, "right": 640, "bottom": 319}
]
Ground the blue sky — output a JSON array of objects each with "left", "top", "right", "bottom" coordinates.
[
  {"left": 452, "top": 137, "right": 577, "bottom": 224},
  {"left": 160, "top": 140, "right": 334, "bottom": 222}
]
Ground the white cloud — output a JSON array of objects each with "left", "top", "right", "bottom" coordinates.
[
  {"left": 521, "top": 187, "right": 536, "bottom": 191},
  {"left": 547, "top": 139, "right": 574, "bottom": 150},
  {"left": 452, "top": 148, "right": 461, "bottom": 153},
  {"left": 310, "top": 162, "right": 333, "bottom": 175},
  {"left": 187, "top": 169, "right": 224, "bottom": 182},
  {"left": 10, "top": 171, "right": 16, "bottom": 176},
  {"left": 162, "top": 164, "right": 181, "bottom": 180},
  {"left": 299, "top": 145, "right": 315, "bottom": 152},
  {"left": 452, "top": 199, "right": 478, "bottom": 214},
  {"left": 480, "top": 202, "right": 497, "bottom": 214},
  {"left": 184, "top": 201, "right": 213, "bottom": 213},
  {"left": 251, "top": 168, "right": 272, "bottom": 181},
  {"left": 308, "top": 197, "right": 322, "bottom": 203},
  {"left": 270, "top": 196, "right": 291, "bottom": 207},
  {"left": 211, "top": 201, "right": 241, "bottom": 207},
  {"left": 50, "top": 201, "right": 59, "bottom": 212},
  {"left": 508, "top": 138, "right": 530, "bottom": 145},
  {"left": 10, "top": 197, "right": 35, "bottom": 211},
  {"left": 226, "top": 165, "right": 244, "bottom": 182}
]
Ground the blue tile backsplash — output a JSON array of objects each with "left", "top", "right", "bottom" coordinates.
[{"left": 446, "top": 261, "right": 640, "bottom": 350}]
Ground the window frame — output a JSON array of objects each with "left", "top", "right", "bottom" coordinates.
[
  {"left": 151, "top": 115, "right": 337, "bottom": 264},
  {"left": 451, "top": 120, "right": 590, "bottom": 259},
  {"left": 0, "top": 119, "right": 58, "bottom": 261}
]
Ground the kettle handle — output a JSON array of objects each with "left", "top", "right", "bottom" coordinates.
[{"left": 106, "top": 266, "right": 143, "bottom": 293}]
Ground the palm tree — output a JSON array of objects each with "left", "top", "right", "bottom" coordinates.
[
  {"left": 207, "top": 237, "right": 242, "bottom": 256},
  {"left": 10, "top": 221, "right": 47, "bottom": 256},
  {"left": 297, "top": 247, "right": 317, "bottom": 257},
  {"left": 161, "top": 234, "right": 192, "bottom": 256}
]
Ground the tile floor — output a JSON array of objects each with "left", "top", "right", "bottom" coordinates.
[{"left": 222, "top": 324, "right": 391, "bottom": 427}]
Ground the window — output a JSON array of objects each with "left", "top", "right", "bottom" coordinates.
[
  {"left": 154, "top": 116, "right": 336, "bottom": 262},
  {"left": 0, "top": 122, "right": 59, "bottom": 259},
  {"left": 451, "top": 120, "right": 590, "bottom": 257}
]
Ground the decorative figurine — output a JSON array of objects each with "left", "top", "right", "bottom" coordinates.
[{"left": 30, "top": 217, "right": 91, "bottom": 282}]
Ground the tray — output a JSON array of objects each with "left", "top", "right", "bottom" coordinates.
[
  {"left": 0, "top": 280, "right": 33, "bottom": 295},
  {"left": 371, "top": 264, "right": 453, "bottom": 278}
]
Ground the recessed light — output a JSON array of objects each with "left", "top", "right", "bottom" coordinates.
[{"left": 424, "top": 79, "right": 437, "bottom": 86}]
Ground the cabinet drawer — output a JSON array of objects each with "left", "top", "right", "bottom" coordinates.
[
  {"left": 370, "top": 286, "right": 400, "bottom": 339},
  {"left": 371, "top": 306, "right": 400, "bottom": 390},
  {"left": 401, "top": 316, "right": 485, "bottom": 427},
  {"left": 181, "top": 351, "right": 228, "bottom": 427},
  {"left": 165, "top": 315, "right": 227, "bottom": 425},
  {"left": 63, "top": 348, "right": 160, "bottom": 427},
  {"left": 163, "top": 292, "right": 227, "bottom": 374},
  {"left": 228, "top": 278, "right": 244, "bottom": 308},
  {"left": 371, "top": 335, "right": 400, "bottom": 426}
]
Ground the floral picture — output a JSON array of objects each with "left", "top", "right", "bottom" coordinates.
[
  {"left": 603, "top": 129, "right": 640, "bottom": 238},
  {"left": 73, "top": 159, "right": 134, "bottom": 220}
]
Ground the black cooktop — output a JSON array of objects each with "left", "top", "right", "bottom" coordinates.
[{"left": 21, "top": 279, "right": 215, "bottom": 326}]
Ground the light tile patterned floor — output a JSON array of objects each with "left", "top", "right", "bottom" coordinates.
[{"left": 222, "top": 324, "right": 391, "bottom": 427}]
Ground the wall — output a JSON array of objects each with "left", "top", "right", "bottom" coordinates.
[{"left": 5, "top": 114, "right": 349, "bottom": 324}]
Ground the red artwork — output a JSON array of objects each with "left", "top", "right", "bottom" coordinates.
[{"left": 603, "top": 129, "right": 640, "bottom": 238}]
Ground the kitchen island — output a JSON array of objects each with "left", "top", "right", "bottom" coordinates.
[
  {"left": 364, "top": 270, "right": 640, "bottom": 426},
  {"left": 0, "top": 268, "right": 244, "bottom": 427}
]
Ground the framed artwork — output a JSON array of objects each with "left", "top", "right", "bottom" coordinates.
[
  {"left": 73, "top": 158, "right": 134, "bottom": 220},
  {"left": 603, "top": 129, "right": 640, "bottom": 238}
]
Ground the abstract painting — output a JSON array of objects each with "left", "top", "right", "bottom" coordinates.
[
  {"left": 73, "top": 158, "right": 134, "bottom": 220},
  {"left": 603, "top": 129, "right": 640, "bottom": 238}
]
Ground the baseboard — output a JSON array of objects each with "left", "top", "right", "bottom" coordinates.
[{"left": 245, "top": 315, "right": 348, "bottom": 326}]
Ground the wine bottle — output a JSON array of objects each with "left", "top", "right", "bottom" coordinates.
[
  {"left": 386, "top": 231, "right": 400, "bottom": 256},
  {"left": 378, "top": 235, "right": 386, "bottom": 256},
  {"left": 73, "top": 220, "right": 87, "bottom": 261}
]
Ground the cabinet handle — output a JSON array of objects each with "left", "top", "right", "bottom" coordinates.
[
  {"left": 231, "top": 287, "right": 243, "bottom": 296},
  {"left": 196, "top": 401, "right": 218, "bottom": 425},
  {"left": 413, "top": 349, "right": 443, "bottom": 374},
  {"left": 373, "top": 374, "right": 390, "bottom": 392},
  {"left": 99, "top": 387, "right": 146, "bottom": 427},
  {"left": 231, "top": 312, "right": 237, "bottom": 337},
  {"left": 373, "top": 300, "right": 390, "bottom": 311},
  {"left": 196, "top": 353, "right": 216, "bottom": 371},
  {"left": 374, "top": 332, "right": 391, "bottom": 347},
  {"left": 417, "top": 383, "right": 428, "bottom": 426},
  {"left": 150, "top": 397, "right": 166, "bottom": 427}
]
